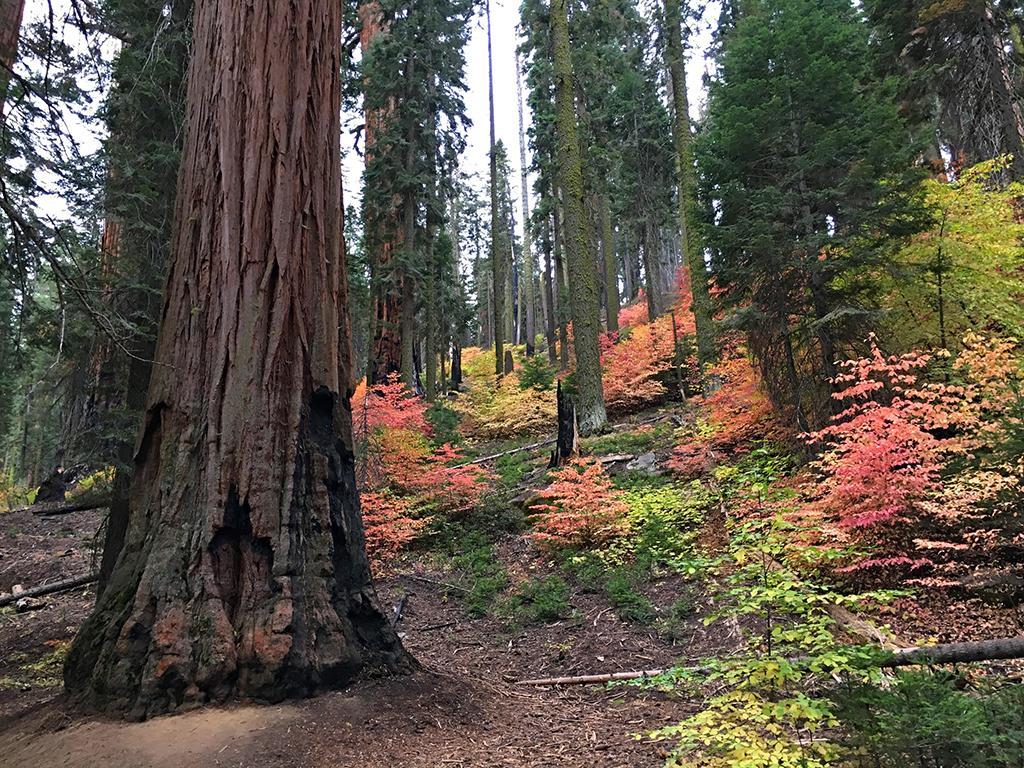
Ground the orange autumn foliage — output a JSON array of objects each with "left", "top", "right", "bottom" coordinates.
[
  {"left": 601, "top": 270, "right": 698, "bottom": 415},
  {"left": 353, "top": 375, "right": 490, "bottom": 563},
  {"left": 667, "top": 352, "right": 788, "bottom": 478},
  {"left": 528, "top": 459, "right": 630, "bottom": 550}
]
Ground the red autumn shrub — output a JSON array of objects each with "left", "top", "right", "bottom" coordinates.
[
  {"left": 616, "top": 294, "right": 651, "bottom": 330},
  {"left": 360, "top": 492, "right": 429, "bottom": 564},
  {"left": 667, "top": 352, "right": 788, "bottom": 478},
  {"left": 808, "top": 342, "right": 949, "bottom": 535},
  {"left": 804, "top": 336, "right": 1022, "bottom": 574},
  {"left": 528, "top": 459, "right": 630, "bottom": 550},
  {"left": 601, "top": 269, "right": 698, "bottom": 415},
  {"left": 353, "top": 374, "right": 490, "bottom": 563}
]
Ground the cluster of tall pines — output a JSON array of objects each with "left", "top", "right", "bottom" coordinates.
[{"left": 1, "top": 0, "right": 1023, "bottom": 487}]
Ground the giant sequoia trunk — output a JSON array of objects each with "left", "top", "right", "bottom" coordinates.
[
  {"left": 550, "top": 0, "right": 607, "bottom": 435},
  {"left": 65, "top": 0, "right": 410, "bottom": 718},
  {"left": 0, "top": 0, "right": 25, "bottom": 113},
  {"left": 361, "top": 0, "right": 405, "bottom": 384}
]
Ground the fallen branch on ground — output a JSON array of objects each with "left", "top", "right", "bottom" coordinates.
[
  {"left": 514, "top": 635, "right": 1024, "bottom": 686},
  {"left": 0, "top": 573, "right": 98, "bottom": 607},
  {"left": 454, "top": 438, "right": 557, "bottom": 467},
  {"left": 401, "top": 573, "right": 469, "bottom": 593},
  {"left": 10, "top": 497, "right": 111, "bottom": 516},
  {"left": 452, "top": 411, "right": 680, "bottom": 469}
]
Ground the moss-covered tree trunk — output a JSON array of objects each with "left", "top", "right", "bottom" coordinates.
[
  {"left": 550, "top": 0, "right": 606, "bottom": 434},
  {"left": 65, "top": 0, "right": 410, "bottom": 718},
  {"left": 664, "top": 0, "right": 715, "bottom": 367}
]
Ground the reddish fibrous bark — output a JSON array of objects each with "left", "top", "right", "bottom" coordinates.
[
  {"left": 65, "top": 0, "right": 410, "bottom": 718},
  {"left": 0, "top": 0, "right": 26, "bottom": 114},
  {"left": 360, "top": 0, "right": 405, "bottom": 384}
]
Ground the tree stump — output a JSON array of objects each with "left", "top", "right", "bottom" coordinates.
[{"left": 549, "top": 380, "right": 579, "bottom": 467}]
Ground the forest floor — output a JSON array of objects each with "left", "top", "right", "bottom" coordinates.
[
  {"left": 0, "top": 497, "right": 704, "bottom": 767},
  {"left": 0, "top": 400, "right": 1021, "bottom": 767}
]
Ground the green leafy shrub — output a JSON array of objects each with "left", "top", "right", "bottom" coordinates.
[
  {"left": 605, "top": 567, "right": 655, "bottom": 623},
  {"left": 426, "top": 400, "right": 463, "bottom": 447},
  {"left": 499, "top": 575, "right": 571, "bottom": 624},
  {"left": 658, "top": 593, "right": 698, "bottom": 641},
  {"left": 450, "top": 533, "right": 509, "bottom": 617},
  {"left": 581, "top": 421, "right": 674, "bottom": 456}
]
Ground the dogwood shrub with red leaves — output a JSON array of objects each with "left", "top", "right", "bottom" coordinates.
[
  {"left": 601, "top": 270, "right": 698, "bottom": 415},
  {"left": 528, "top": 459, "right": 630, "bottom": 550},
  {"left": 806, "top": 334, "right": 1022, "bottom": 575},
  {"left": 353, "top": 375, "right": 490, "bottom": 564},
  {"left": 667, "top": 352, "right": 788, "bottom": 478}
]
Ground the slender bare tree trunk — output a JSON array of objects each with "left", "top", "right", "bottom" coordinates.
[
  {"left": 65, "top": 0, "right": 410, "bottom": 718},
  {"left": 599, "top": 195, "right": 617, "bottom": 333},
  {"left": 514, "top": 50, "right": 536, "bottom": 355},
  {"left": 542, "top": 216, "right": 558, "bottom": 364}
]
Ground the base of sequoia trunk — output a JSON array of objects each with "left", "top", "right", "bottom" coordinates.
[{"left": 64, "top": 390, "right": 414, "bottom": 719}]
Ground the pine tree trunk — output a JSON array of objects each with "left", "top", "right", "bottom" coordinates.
[
  {"left": 515, "top": 51, "right": 536, "bottom": 356},
  {"left": 550, "top": 0, "right": 606, "bottom": 435},
  {"left": 641, "top": 220, "right": 661, "bottom": 321},
  {"left": 0, "top": 0, "right": 24, "bottom": 113},
  {"left": 65, "top": 0, "right": 410, "bottom": 718},
  {"left": 424, "top": 255, "right": 438, "bottom": 401},
  {"left": 487, "top": 0, "right": 505, "bottom": 376},
  {"left": 599, "top": 195, "right": 618, "bottom": 333},
  {"left": 664, "top": 0, "right": 715, "bottom": 367},
  {"left": 542, "top": 216, "right": 558, "bottom": 365}
]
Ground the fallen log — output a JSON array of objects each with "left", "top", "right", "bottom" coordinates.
[
  {"left": 517, "top": 669, "right": 669, "bottom": 686},
  {"left": 451, "top": 410, "right": 678, "bottom": 469},
  {"left": 454, "top": 438, "right": 557, "bottom": 467},
  {"left": 514, "top": 635, "right": 1024, "bottom": 686},
  {"left": 885, "top": 636, "right": 1024, "bottom": 667},
  {"left": 0, "top": 573, "right": 98, "bottom": 607},
  {"left": 10, "top": 497, "right": 111, "bottom": 517}
]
